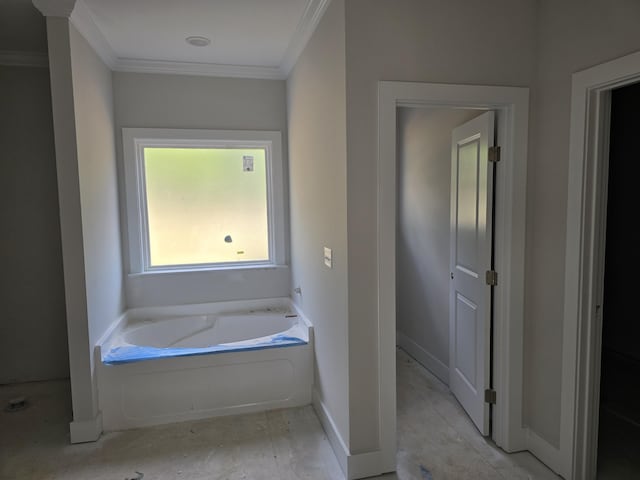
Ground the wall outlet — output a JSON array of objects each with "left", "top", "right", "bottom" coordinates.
[{"left": 324, "top": 247, "right": 332, "bottom": 268}]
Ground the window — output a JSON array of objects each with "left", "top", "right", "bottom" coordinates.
[{"left": 123, "top": 128, "right": 285, "bottom": 273}]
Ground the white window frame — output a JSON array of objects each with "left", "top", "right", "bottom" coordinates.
[{"left": 122, "top": 128, "right": 285, "bottom": 274}]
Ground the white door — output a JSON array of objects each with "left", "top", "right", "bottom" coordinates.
[{"left": 449, "top": 111, "right": 496, "bottom": 435}]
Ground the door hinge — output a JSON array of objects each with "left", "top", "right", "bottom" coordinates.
[
  {"left": 485, "top": 270, "right": 498, "bottom": 286},
  {"left": 485, "top": 389, "right": 497, "bottom": 404},
  {"left": 489, "top": 146, "right": 501, "bottom": 163}
]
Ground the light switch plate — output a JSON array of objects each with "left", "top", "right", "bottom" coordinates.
[{"left": 324, "top": 247, "right": 332, "bottom": 268}]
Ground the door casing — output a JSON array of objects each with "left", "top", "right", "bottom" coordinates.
[
  {"left": 377, "top": 82, "right": 530, "bottom": 473},
  {"left": 562, "top": 49, "right": 640, "bottom": 480}
]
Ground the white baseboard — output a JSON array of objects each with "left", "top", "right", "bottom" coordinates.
[
  {"left": 347, "top": 450, "right": 391, "bottom": 479},
  {"left": 312, "top": 389, "right": 393, "bottom": 479},
  {"left": 397, "top": 331, "right": 449, "bottom": 385},
  {"left": 525, "top": 427, "right": 563, "bottom": 477},
  {"left": 312, "top": 388, "right": 349, "bottom": 475},
  {"left": 69, "top": 412, "right": 103, "bottom": 443}
]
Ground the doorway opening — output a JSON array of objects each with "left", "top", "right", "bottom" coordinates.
[
  {"left": 597, "top": 80, "right": 640, "bottom": 478},
  {"left": 395, "top": 106, "right": 493, "bottom": 435},
  {"left": 561, "top": 50, "right": 640, "bottom": 480},
  {"left": 377, "top": 82, "right": 530, "bottom": 472}
]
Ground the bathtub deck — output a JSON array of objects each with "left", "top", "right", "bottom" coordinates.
[{"left": 102, "top": 334, "right": 307, "bottom": 365}]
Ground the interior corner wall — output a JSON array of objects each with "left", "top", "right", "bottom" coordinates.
[
  {"left": 0, "top": 64, "right": 69, "bottom": 384},
  {"left": 524, "top": 0, "right": 640, "bottom": 448},
  {"left": 112, "top": 72, "right": 290, "bottom": 307},
  {"left": 396, "top": 107, "right": 482, "bottom": 384},
  {"left": 287, "top": 0, "right": 350, "bottom": 451},
  {"left": 45, "top": 16, "right": 124, "bottom": 428},
  {"left": 344, "top": 0, "right": 536, "bottom": 454},
  {"left": 68, "top": 24, "right": 124, "bottom": 407},
  {"left": 45, "top": 16, "right": 95, "bottom": 423}
]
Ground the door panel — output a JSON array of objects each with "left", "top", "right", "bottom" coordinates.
[
  {"left": 455, "top": 292, "right": 479, "bottom": 390},
  {"left": 449, "top": 110, "right": 495, "bottom": 436},
  {"left": 455, "top": 139, "right": 481, "bottom": 276}
]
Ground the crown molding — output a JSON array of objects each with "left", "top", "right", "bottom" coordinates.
[
  {"left": 32, "top": 0, "right": 331, "bottom": 80},
  {"left": 280, "top": 0, "right": 332, "bottom": 75},
  {"left": 32, "top": 0, "right": 76, "bottom": 17},
  {"left": 69, "top": 0, "right": 116, "bottom": 68},
  {"left": 0, "top": 50, "right": 49, "bottom": 68},
  {"left": 113, "top": 58, "right": 286, "bottom": 80}
]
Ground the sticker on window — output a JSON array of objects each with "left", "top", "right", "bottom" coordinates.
[{"left": 243, "top": 155, "right": 254, "bottom": 172}]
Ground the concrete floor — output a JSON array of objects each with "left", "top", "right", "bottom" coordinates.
[{"left": 0, "top": 349, "right": 560, "bottom": 479}]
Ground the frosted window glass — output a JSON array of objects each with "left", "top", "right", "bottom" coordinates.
[{"left": 143, "top": 147, "right": 269, "bottom": 267}]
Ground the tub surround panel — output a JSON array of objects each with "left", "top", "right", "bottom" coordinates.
[
  {"left": 125, "top": 266, "right": 291, "bottom": 308},
  {"left": 98, "top": 349, "right": 311, "bottom": 431},
  {"left": 96, "top": 298, "right": 313, "bottom": 431}
]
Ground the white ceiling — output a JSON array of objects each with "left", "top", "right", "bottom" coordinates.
[
  {"left": 84, "top": 0, "right": 309, "bottom": 68},
  {"left": 76, "top": 0, "right": 329, "bottom": 78},
  {"left": 2, "top": 0, "right": 329, "bottom": 76}
]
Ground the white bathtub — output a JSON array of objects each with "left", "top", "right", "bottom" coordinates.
[{"left": 96, "top": 298, "right": 313, "bottom": 431}]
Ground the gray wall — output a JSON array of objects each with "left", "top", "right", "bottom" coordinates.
[
  {"left": 344, "top": 0, "right": 537, "bottom": 453},
  {"left": 287, "top": 0, "right": 350, "bottom": 447},
  {"left": 523, "top": 0, "right": 640, "bottom": 447},
  {"left": 112, "top": 72, "right": 290, "bottom": 307},
  {"left": 396, "top": 107, "right": 481, "bottom": 383},
  {"left": 0, "top": 65, "right": 69, "bottom": 384}
]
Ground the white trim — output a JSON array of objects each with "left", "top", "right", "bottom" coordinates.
[
  {"left": 525, "top": 427, "right": 563, "bottom": 475},
  {"left": 69, "top": 412, "right": 103, "bottom": 443},
  {"left": 32, "top": 0, "right": 76, "bottom": 17},
  {"left": 94, "top": 311, "right": 128, "bottom": 354},
  {"left": 280, "top": 0, "right": 332, "bottom": 75},
  {"left": 378, "top": 82, "right": 530, "bottom": 470},
  {"left": 122, "top": 128, "right": 285, "bottom": 274},
  {"left": 69, "top": 0, "right": 117, "bottom": 68},
  {"left": 0, "top": 50, "right": 48, "bottom": 68},
  {"left": 397, "top": 331, "right": 449, "bottom": 385},
  {"left": 34, "top": 0, "right": 331, "bottom": 80},
  {"left": 561, "top": 49, "right": 640, "bottom": 480},
  {"left": 113, "top": 58, "right": 285, "bottom": 80},
  {"left": 33, "top": 0, "right": 118, "bottom": 68},
  {"left": 312, "top": 388, "right": 349, "bottom": 476},
  {"left": 312, "top": 389, "right": 389, "bottom": 480},
  {"left": 347, "top": 451, "right": 388, "bottom": 480}
]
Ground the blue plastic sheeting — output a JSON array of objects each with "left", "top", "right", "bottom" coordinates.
[{"left": 103, "top": 334, "right": 307, "bottom": 365}]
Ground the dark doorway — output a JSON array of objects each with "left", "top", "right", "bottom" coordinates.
[{"left": 597, "top": 81, "right": 640, "bottom": 478}]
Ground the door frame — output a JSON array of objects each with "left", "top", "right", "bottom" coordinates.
[
  {"left": 377, "top": 81, "right": 530, "bottom": 470},
  {"left": 561, "top": 50, "right": 640, "bottom": 480}
]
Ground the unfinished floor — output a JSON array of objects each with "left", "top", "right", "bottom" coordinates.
[{"left": 0, "top": 349, "right": 559, "bottom": 480}]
